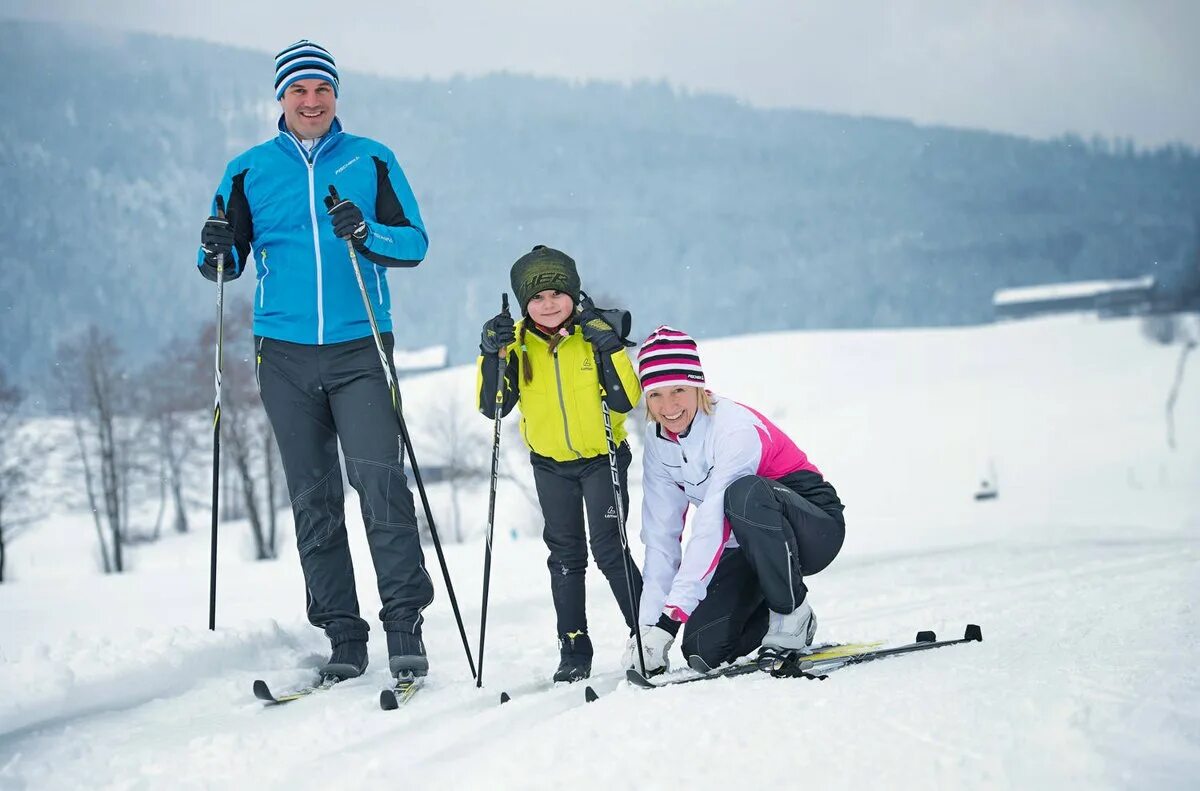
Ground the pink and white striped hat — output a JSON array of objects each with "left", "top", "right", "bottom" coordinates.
[{"left": 637, "top": 326, "right": 706, "bottom": 392}]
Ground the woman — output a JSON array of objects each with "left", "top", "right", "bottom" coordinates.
[{"left": 624, "top": 326, "right": 846, "bottom": 674}]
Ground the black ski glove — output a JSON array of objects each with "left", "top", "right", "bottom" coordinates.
[
  {"left": 326, "top": 197, "right": 369, "bottom": 245},
  {"left": 480, "top": 313, "right": 516, "bottom": 355},
  {"left": 577, "top": 308, "right": 624, "bottom": 354},
  {"left": 200, "top": 216, "right": 234, "bottom": 264}
]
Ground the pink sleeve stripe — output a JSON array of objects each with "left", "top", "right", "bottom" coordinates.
[{"left": 700, "top": 517, "right": 732, "bottom": 580}]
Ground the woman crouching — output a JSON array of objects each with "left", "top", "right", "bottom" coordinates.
[{"left": 625, "top": 326, "right": 846, "bottom": 675}]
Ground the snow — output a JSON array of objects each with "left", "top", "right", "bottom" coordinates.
[
  {"left": 1, "top": 314, "right": 1198, "bottom": 789},
  {"left": 993, "top": 275, "right": 1155, "bottom": 306},
  {"left": 394, "top": 343, "right": 448, "bottom": 372}
]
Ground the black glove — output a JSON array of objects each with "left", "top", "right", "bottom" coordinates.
[
  {"left": 200, "top": 216, "right": 234, "bottom": 263},
  {"left": 480, "top": 313, "right": 516, "bottom": 354},
  {"left": 577, "top": 308, "right": 623, "bottom": 353},
  {"left": 326, "top": 197, "right": 369, "bottom": 244}
]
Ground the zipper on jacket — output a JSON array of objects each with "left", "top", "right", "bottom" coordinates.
[
  {"left": 283, "top": 133, "right": 329, "bottom": 344},
  {"left": 552, "top": 346, "right": 582, "bottom": 459},
  {"left": 305, "top": 158, "right": 325, "bottom": 344},
  {"left": 257, "top": 248, "right": 269, "bottom": 307}
]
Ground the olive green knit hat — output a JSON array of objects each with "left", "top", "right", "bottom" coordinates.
[{"left": 509, "top": 245, "right": 581, "bottom": 313}]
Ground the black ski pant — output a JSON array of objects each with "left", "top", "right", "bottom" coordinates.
[
  {"left": 256, "top": 332, "right": 433, "bottom": 647},
  {"left": 530, "top": 442, "right": 642, "bottom": 642},
  {"left": 680, "top": 473, "right": 845, "bottom": 668}
]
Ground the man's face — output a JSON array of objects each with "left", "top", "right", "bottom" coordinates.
[{"left": 280, "top": 78, "right": 336, "bottom": 139}]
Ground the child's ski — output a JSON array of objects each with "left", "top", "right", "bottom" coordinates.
[{"left": 379, "top": 672, "right": 424, "bottom": 711}]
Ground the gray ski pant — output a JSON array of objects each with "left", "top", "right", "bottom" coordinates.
[
  {"left": 680, "top": 473, "right": 845, "bottom": 668},
  {"left": 256, "top": 332, "right": 433, "bottom": 646}
]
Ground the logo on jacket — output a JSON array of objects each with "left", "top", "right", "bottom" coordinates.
[{"left": 335, "top": 156, "right": 361, "bottom": 175}]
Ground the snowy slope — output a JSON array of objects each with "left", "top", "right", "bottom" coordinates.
[{"left": 1, "top": 315, "right": 1197, "bottom": 790}]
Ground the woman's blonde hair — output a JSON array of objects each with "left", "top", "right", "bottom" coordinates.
[{"left": 646, "top": 387, "right": 715, "bottom": 423}]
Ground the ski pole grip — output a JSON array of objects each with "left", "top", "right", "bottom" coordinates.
[
  {"left": 501, "top": 293, "right": 509, "bottom": 317},
  {"left": 324, "top": 184, "right": 340, "bottom": 211},
  {"left": 214, "top": 194, "right": 225, "bottom": 220}
]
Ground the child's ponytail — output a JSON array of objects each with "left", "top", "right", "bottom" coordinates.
[{"left": 520, "top": 322, "right": 533, "bottom": 385}]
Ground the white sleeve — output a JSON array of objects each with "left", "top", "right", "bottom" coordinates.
[
  {"left": 664, "top": 423, "right": 762, "bottom": 620},
  {"left": 638, "top": 446, "right": 690, "bottom": 625}
]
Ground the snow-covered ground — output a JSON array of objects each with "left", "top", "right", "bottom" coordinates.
[{"left": 1, "top": 315, "right": 1197, "bottom": 790}]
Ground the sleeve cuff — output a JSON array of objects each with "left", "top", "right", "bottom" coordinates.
[{"left": 655, "top": 613, "right": 682, "bottom": 637}]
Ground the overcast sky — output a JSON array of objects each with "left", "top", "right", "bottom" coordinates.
[{"left": 6, "top": 0, "right": 1197, "bottom": 147}]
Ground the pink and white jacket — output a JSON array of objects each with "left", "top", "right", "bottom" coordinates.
[{"left": 638, "top": 394, "right": 841, "bottom": 625}]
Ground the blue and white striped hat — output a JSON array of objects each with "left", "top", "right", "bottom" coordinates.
[{"left": 274, "top": 40, "right": 339, "bottom": 100}]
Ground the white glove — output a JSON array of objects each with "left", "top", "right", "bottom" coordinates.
[{"left": 622, "top": 625, "right": 674, "bottom": 675}]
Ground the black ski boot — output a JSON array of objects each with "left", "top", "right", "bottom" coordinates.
[
  {"left": 319, "top": 634, "right": 368, "bottom": 681},
  {"left": 387, "top": 630, "right": 429, "bottom": 678},
  {"left": 553, "top": 631, "right": 593, "bottom": 683}
]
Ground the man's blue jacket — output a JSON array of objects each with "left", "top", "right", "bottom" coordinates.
[{"left": 197, "top": 117, "right": 428, "bottom": 345}]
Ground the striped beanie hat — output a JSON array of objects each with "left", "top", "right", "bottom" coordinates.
[
  {"left": 274, "top": 40, "right": 339, "bottom": 100},
  {"left": 637, "top": 326, "right": 706, "bottom": 391}
]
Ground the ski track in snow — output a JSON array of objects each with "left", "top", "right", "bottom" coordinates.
[{"left": 2, "top": 537, "right": 1197, "bottom": 790}]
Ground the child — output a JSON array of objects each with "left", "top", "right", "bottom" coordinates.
[
  {"left": 477, "top": 245, "right": 643, "bottom": 682},
  {"left": 624, "top": 326, "right": 846, "bottom": 675}
]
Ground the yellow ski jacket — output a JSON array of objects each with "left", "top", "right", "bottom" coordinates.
[{"left": 476, "top": 320, "right": 641, "bottom": 462}]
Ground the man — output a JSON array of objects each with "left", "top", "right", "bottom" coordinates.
[{"left": 197, "top": 40, "right": 432, "bottom": 683}]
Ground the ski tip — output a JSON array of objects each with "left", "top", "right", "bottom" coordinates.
[
  {"left": 965, "top": 624, "right": 983, "bottom": 642},
  {"left": 584, "top": 686, "right": 599, "bottom": 703},
  {"left": 625, "top": 668, "right": 656, "bottom": 689},
  {"left": 915, "top": 630, "right": 936, "bottom": 643},
  {"left": 499, "top": 691, "right": 511, "bottom": 705},
  {"left": 379, "top": 689, "right": 398, "bottom": 711},
  {"left": 252, "top": 679, "right": 274, "bottom": 702}
]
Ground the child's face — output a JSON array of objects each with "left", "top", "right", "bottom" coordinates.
[
  {"left": 646, "top": 385, "right": 700, "bottom": 434},
  {"left": 526, "top": 289, "right": 574, "bottom": 329}
]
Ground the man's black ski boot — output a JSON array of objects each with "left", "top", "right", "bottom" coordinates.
[
  {"left": 318, "top": 634, "right": 369, "bottom": 681},
  {"left": 553, "top": 631, "right": 593, "bottom": 683},
  {"left": 387, "top": 630, "right": 430, "bottom": 678}
]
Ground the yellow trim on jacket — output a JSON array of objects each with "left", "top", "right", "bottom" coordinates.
[{"left": 475, "top": 320, "right": 642, "bottom": 462}]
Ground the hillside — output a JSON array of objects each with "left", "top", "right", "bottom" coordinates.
[{"left": 2, "top": 18, "right": 1199, "bottom": 395}]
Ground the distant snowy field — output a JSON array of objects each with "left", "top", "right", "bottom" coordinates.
[{"left": 1, "top": 315, "right": 1197, "bottom": 790}]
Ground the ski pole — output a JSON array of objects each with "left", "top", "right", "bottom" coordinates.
[
  {"left": 477, "top": 293, "right": 510, "bottom": 688},
  {"left": 579, "top": 294, "right": 647, "bottom": 678},
  {"left": 208, "top": 194, "right": 226, "bottom": 632},
  {"left": 324, "top": 185, "right": 478, "bottom": 680}
]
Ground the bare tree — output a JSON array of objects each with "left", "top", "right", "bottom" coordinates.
[
  {"left": 417, "top": 397, "right": 543, "bottom": 543},
  {"left": 1142, "top": 313, "right": 1200, "bottom": 449},
  {"left": 420, "top": 396, "right": 490, "bottom": 543},
  {"left": 140, "top": 342, "right": 206, "bottom": 538},
  {"left": 197, "top": 299, "right": 284, "bottom": 560},
  {"left": 57, "top": 329, "right": 135, "bottom": 573},
  {"left": 0, "top": 371, "right": 41, "bottom": 583}
]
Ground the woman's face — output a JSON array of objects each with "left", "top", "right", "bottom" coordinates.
[
  {"left": 526, "top": 289, "right": 574, "bottom": 329},
  {"left": 645, "top": 385, "right": 700, "bottom": 434}
]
